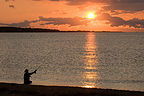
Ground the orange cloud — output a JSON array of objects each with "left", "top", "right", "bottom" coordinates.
[
  {"left": 48, "top": 0, "right": 144, "bottom": 13},
  {"left": 39, "top": 16, "right": 88, "bottom": 26},
  {"left": 97, "top": 13, "right": 144, "bottom": 28},
  {"left": 0, "top": 16, "right": 88, "bottom": 27}
]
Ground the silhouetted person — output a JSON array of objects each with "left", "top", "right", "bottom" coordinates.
[{"left": 24, "top": 69, "right": 37, "bottom": 84}]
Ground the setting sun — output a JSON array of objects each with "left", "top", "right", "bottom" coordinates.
[{"left": 87, "top": 12, "right": 96, "bottom": 19}]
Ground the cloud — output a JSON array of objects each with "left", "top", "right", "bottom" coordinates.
[
  {"left": 48, "top": 0, "right": 144, "bottom": 5},
  {"left": 39, "top": 16, "right": 88, "bottom": 26},
  {"left": 0, "top": 17, "right": 88, "bottom": 27},
  {"left": 9, "top": 5, "right": 15, "bottom": 8},
  {"left": 0, "top": 20, "right": 39, "bottom": 27},
  {"left": 103, "top": 2, "right": 144, "bottom": 13},
  {"left": 47, "top": 0, "right": 144, "bottom": 13},
  {"left": 127, "top": 18, "right": 144, "bottom": 28},
  {"left": 5, "top": 0, "right": 15, "bottom": 8},
  {"left": 97, "top": 13, "right": 144, "bottom": 28},
  {"left": 5, "top": 0, "right": 15, "bottom": 2},
  {"left": 0, "top": 14, "right": 143, "bottom": 28}
]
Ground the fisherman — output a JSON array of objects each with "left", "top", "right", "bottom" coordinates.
[{"left": 24, "top": 69, "right": 37, "bottom": 84}]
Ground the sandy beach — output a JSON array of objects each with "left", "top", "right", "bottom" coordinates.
[{"left": 0, "top": 82, "right": 144, "bottom": 96}]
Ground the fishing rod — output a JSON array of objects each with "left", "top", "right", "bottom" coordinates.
[
  {"left": 36, "top": 65, "right": 42, "bottom": 70},
  {"left": 34, "top": 64, "right": 43, "bottom": 73}
]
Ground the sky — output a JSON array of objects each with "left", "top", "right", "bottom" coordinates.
[{"left": 0, "top": 0, "right": 144, "bottom": 31}]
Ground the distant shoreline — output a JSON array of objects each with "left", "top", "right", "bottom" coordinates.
[
  {"left": 0, "top": 27, "right": 124, "bottom": 33},
  {"left": 0, "top": 82, "right": 144, "bottom": 96}
]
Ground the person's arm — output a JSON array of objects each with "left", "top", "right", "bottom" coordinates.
[{"left": 29, "top": 70, "right": 37, "bottom": 75}]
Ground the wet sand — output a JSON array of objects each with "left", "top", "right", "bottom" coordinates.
[{"left": 0, "top": 82, "right": 144, "bottom": 96}]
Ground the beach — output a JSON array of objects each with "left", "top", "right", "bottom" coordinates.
[{"left": 0, "top": 82, "right": 144, "bottom": 96}]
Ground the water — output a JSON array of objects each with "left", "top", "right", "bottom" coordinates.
[{"left": 0, "top": 32, "right": 144, "bottom": 91}]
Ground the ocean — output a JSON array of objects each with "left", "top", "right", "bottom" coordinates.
[{"left": 0, "top": 32, "right": 144, "bottom": 91}]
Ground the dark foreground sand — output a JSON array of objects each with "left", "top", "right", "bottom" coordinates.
[{"left": 0, "top": 82, "right": 144, "bottom": 96}]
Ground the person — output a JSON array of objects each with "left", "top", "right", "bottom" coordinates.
[{"left": 24, "top": 69, "right": 37, "bottom": 84}]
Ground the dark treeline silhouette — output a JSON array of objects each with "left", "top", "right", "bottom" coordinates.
[
  {"left": 0, "top": 27, "right": 60, "bottom": 32},
  {"left": 0, "top": 27, "right": 122, "bottom": 33},
  {"left": 0, "top": 27, "right": 91, "bottom": 32}
]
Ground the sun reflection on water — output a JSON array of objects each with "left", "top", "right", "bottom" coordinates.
[{"left": 82, "top": 32, "right": 99, "bottom": 88}]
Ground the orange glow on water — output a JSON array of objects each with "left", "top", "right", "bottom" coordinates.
[
  {"left": 83, "top": 32, "right": 99, "bottom": 88},
  {"left": 82, "top": 85, "right": 95, "bottom": 88}
]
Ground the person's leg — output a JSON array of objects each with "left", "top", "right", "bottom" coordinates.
[{"left": 24, "top": 81, "right": 29, "bottom": 84}]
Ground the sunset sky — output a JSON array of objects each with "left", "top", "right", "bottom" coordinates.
[{"left": 0, "top": 0, "right": 144, "bottom": 32}]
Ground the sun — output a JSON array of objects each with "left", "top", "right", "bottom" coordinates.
[{"left": 87, "top": 12, "right": 96, "bottom": 19}]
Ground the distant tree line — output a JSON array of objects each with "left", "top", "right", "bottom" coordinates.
[
  {"left": 0, "top": 27, "right": 121, "bottom": 33},
  {"left": 0, "top": 27, "right": 60, "bottom": 32}
]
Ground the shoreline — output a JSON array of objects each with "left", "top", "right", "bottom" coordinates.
[{"left": 0, "top": 82, "right": 144, "bottom": 96}]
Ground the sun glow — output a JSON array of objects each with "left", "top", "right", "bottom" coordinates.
[{"left": 87, "top": 12, "right": 96, "bottom": 19}]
